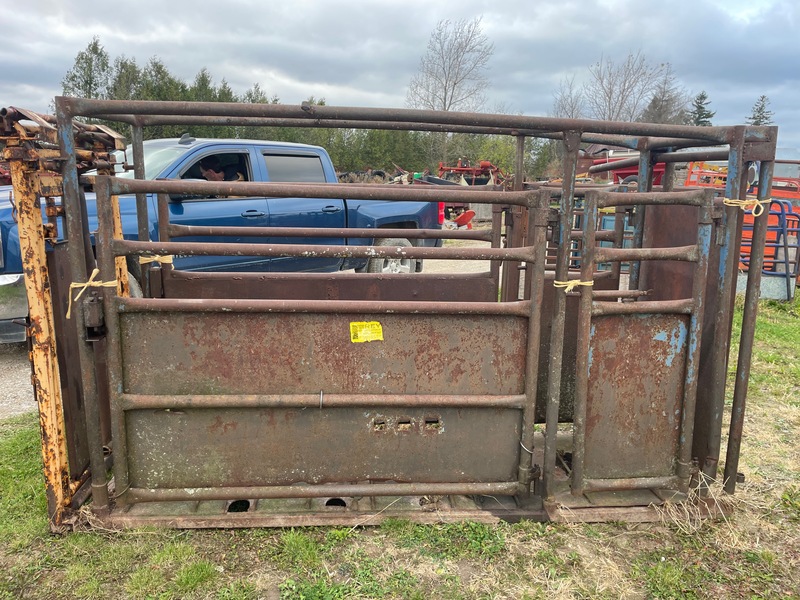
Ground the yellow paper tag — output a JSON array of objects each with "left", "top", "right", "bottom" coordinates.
[{"left": 350, "top": 321, "right": 384, "bottom": 343}]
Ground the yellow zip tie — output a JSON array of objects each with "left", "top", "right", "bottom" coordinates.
[
  {"left": 66, "top": 268, "right": 117, "bottom": 319},
  {"left": 139, "top": 254, "right": 174, "bottom": 265},
  {"left": 723, "top": 197, "right": 770, "bottom": 218},
  {"left": 553, "top": 279, "right": 594, "bottom": 293}
]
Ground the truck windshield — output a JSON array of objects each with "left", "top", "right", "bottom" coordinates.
[{"left": 114, "top": 144, "right": 190, "bottom": 180}]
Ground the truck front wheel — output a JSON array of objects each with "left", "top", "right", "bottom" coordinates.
[{"left": 366, "top": 238, "right": 416, "bottom": 274}]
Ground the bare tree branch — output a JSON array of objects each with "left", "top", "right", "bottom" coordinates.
[
  {"left": 552, "top": 75, "right": 585, "bottom": 119},
  {"left": 406, "top": 17, "right": 494, "bottom": 112},
  {"left": 583, "top": 51, "right": 665, "bottom": 122}
]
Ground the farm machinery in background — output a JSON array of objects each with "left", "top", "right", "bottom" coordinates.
[
  {"left": 684, "top": 160, "right": 799, "bottom": 297},
  {"left": 388, "top": 159, "right": 511, "bottom": 228}
]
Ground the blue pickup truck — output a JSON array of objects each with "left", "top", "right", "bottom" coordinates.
[{"left": 0, "top": 136, "right": 442, "bottom": 342}]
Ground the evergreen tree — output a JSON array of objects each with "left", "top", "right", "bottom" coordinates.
[
  {"left": 687, "top": 91, "right": 715, "bottom": 126},
  {"left": 61, "top": 36, "right": 111, "bottom": 99},
  {"left": 108, "top": 56, "right": 141, "bottom": 100},
  {"left": 746, "top": 95, "right": 774, "bottom": 125}
]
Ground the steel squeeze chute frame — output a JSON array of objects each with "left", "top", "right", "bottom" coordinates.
[{"left": 1, "top": 98, "right": 777, "bottom": 528}]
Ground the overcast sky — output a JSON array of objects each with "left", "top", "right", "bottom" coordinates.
[{"left": 3, "top": 0, "right": 798, "bottom": 152}]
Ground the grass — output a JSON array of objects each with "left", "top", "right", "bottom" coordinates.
[{"left": 1, "top": 296, "right": 799, "bottom": 598}]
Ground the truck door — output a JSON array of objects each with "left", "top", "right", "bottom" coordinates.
[
  {"left": 262, "top": 152, "right": 346, "bottom": 272},
  {"left": 167, "top": 150, "right": 272, "bottom": 272}
]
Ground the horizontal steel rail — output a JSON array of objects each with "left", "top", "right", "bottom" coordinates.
[
  {"left": 581, "top": 476, "right": 682, "bottom": 492},
  {"left": 588, "top": 149, "right": 731, "bottom": 175},
  {"left": 590, "top": 299, "right": 695, "bottom": 316},
  {"left": 166, "top": 223, "right": 494, "bottom": 242},
  {"left": 127, "top": 482, "right": 520, "bottom": 503},
  {"left": 60, "top": 97, "right": 775, "bottom": 144},
  {"left": 117, "top": 297, "right": 532, "bottom": 316},
  {"left": 159, "top": 270, "right": 497, "bottom": 283},
  {"left": 595, "top": 246, "right": 699, "bottom": 263},
  {"left": 105, "top": 176, "right": 534, "bottom": 207},
  {"left": 597, "top": 190, "right": 708, "bottom": 208},
  {"left": 113, "top": 239, "right": 534, "bottom": 262},
  {"left": 119, "top": 393, "right": 527, "bottom": 410}
]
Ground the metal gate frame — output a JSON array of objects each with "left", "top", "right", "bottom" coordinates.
[{"left": 1, "top": 99, "right": 778, "bottom": 528}]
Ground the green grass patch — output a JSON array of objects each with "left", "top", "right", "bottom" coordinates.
[
  {"left": 379, "top": 518, "right": 506, "bottom": 560},
  {"left": 0, "top": 412, "right": 49, "bottom": 549}
]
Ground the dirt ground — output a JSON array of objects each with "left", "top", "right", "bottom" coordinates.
[{"left": 0, "top": 341, "right": 34, "bottom": 419}]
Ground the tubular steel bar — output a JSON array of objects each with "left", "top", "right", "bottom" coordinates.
[
  {"left": 131, "top": 124, "right": 149, "bottom": 242},
  {"left": 626, "top": 150, "right": 653, "bottom": 292},
  {"left": 116, "top": 297, "right": 532, "bottom": 317},
  {"left": 113, "top": 239, "right": 535, "bottom": 263},
  {"left": 676, "top": 192, "right": 714, "bottom": 488},
  {"left": 588, "top": 149, "right": 730, "bottom": 175},
  {"left": 702, "top": 131, "right": 747, "bottom": 484},
  {"left": 595, "top": 246, "right": 699, "bottom": 263},
  {"left": 54, "top": 101, "right": 111, "bottom": 516},
  {"left": 597, "top": 190, "right": 708, "bottom": 208},
  {"left": 581, "top": 476, "right": 681, "bottom": 492},
  {"left": 58, "top": 97, "right": 761, "bottom": 143},
  {"left": 94, "top": 176, "right": 131, "bottom": 507},
  {"left": 541, "top": 131, "right": 581, "bottom": 499},
  {"left": 517, "top": 199, "right": 549, "bottom": 497},
  {"left": 570, "top": 189, "right": 600, "bottom": 494},
  {"left": 127, "top": 482, "right": 520, "bottom": 503},
  {"left": 166, "top": 223, "right": 494, "bottom": 242},
  {"left": 590, "top": 299, "right": 695, "bottom": 316},
  {"left": 106, "top": 175, "right": 533, "bottom": 208},
  {"left": 724, "top": 159, "right": 774, "bottom": 493},
  {"left": 120, "top": 393, "right": 527, "bottom": 410}
]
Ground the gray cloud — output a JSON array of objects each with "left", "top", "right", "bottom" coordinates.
[{"left": 2, "top": 0, "right": 797, "bottom": 148}]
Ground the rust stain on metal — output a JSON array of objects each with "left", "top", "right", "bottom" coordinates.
[{"left": 6, "top": 150, "right": 71, "bottom": 527}]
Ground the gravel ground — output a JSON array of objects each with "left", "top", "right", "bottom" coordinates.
[{"left": 0, "top": 341, "right": 35, "bottom": 419}]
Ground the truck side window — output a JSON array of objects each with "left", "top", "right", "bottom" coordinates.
[
  {"left": 264, "top": 154, "right": 326, "bottom": 183},
  {"left": 183, "top": 153, "right": 250, "bottom": 181}
]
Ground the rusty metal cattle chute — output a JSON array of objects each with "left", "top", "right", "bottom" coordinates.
[{"left": 1, "top": 98, "right": 778, "bottom": 528}]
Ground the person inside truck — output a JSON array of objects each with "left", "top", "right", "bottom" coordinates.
[{"left": 199, "top": 155, "right": 244, "bottom": 182}]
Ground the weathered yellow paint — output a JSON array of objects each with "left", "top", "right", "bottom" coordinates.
[
  {"left": 6, "top": 152, "right": 71, "bottom": 526},
  {"left": 111, "top": 194, "right": 130, "bottom": 297}
]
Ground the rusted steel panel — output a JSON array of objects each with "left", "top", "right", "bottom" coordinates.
[
  {"left": 119, "top": 312, "right": 527, "bottom": 396},
  {"left": 639, "top": 205, "right": 700, "bottom": 302},
  {"left": 46, "top": 248, "right": 90, "bottom": 479},
  {"left": 534, "top": 273, "right": 620, "bottom": 424},
  {"left": 584, "top": 314, "right": 689, "bottom": 479},
  {"left": 158, "top": 270, "right": 499, "bottom": 303},
  {"left": 124, "top": 406, "right": 522, "bottom": 489}
]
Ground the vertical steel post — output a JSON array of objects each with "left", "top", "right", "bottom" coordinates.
[
  {"left": 701, "top": 136, "right": 745, "bottom": 483},
  {"left": 676, "top": 191, "right": 713, "bottom": 490},
  {"left": 6, "top": 154, "right": 71, "bottom": 525},
  {"left": 628, "top": 149, "right": 652, "bottom": 290},
  {"left": 517, "top": 191, "right": 548, "bottom": 497},
  {"left": 541, "top": 130, "right": 581, "bottom": 499},
  {"left": 94, "top": 176, "right": 131, "bottom": 505},
  {"left": 724, "top": 159, "right": 774, "bottom": 493},
  {"left": 54, "top": 98, "right": 109, "bottom": 513},
  {"left": 570, "top": 189, "right": 599, "bottom": 495}
]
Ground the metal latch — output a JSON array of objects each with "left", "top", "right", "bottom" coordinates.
[{"left": 83, "top": 294, "right": 105, "bottom": 341}]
